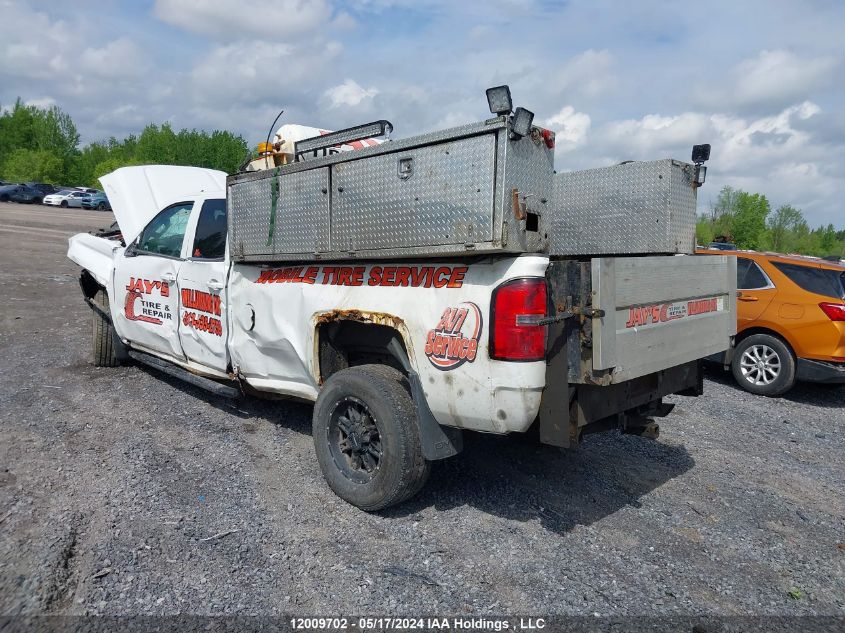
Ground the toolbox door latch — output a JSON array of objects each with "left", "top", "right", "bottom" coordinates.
[{"left": 398, "top": 157, "right": 413, "bottom": 180}]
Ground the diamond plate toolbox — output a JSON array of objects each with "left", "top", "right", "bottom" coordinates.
[
  {"left": 227, "top": 119, "right": 554, "bottom": 262},
  {"left": 549, "top": 159, "right": 698, "bottom": 256}
]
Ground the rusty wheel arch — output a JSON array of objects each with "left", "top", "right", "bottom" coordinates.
[
  {"left": 312, "top": 310, "right": 463, "bottom": 461},
  {"left": 313, "top": 310, "right": 414, "bottom": 385}
]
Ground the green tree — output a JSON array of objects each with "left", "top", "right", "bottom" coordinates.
[
  {"left": 2, "top": 148, "right": 66, "bottom": 183},
  {"left": 696, "top": 217, "right": 715, "bottom": 245},
  {"left": 92, "top": 156, "right": 143, "bottom": 184},
  {"left": 0, "top": 99, "right": 38, "bottom": 157},
  {"left": 731, "top": 192, "right": 771, "bottom": 249},
  {"left": 32, "top": 106, "right": 79, "bottom": 157},
  {"left": 815, "top": 223, "right": 838, "bottom": 255},
  {"left": 767, "top": 204, "right": 804, "bottom": 252},
  {"left": 711, "top": 186, "right": 740, "bottom": 238}
]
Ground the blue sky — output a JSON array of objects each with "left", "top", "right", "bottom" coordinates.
[{"left": 2, "top": 0, "right": 844, "bottom": 227}]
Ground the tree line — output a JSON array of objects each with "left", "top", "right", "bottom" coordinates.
[
  {"left": 0, "top": 99, "right": 248, "bottom": 188},
  {"left": 696, "top": 186, "right": 843, "bottom": 258}
]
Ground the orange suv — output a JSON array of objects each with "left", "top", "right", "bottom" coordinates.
[{"left": 698, "top": 249, "right": 845, "bottom": 395}]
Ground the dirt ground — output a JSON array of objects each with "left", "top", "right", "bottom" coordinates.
[{"left": 0, "top": 202, "right": 843, "bottom": 621}]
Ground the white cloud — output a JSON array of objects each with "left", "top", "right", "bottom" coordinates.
[
  {"left": 153, "top": 0, "right": 333, "bottom": 39},
  {"left": 323, "top": 80, "right": 379, "bottom": 109},
  {"left": 542, "top": 106, "right": 590, "bottom": 153},
  {"left": 587, "top": 102, "right": 823, "bottom": 170},
  {"left": 0, "top": 2, "right": 152, "bottom": 108},
  {"left": 551, "top": 49, "right": 615, "bottom": 99},
  {"left": 191, "top": 40, "right": 342, "bottom": 108},
  {"left": 561, "top": 100, "right": 842, "bottom": 225},
  {"left": 79, "top": 39, "right": 148, "bottom": 79},
  {"left": 24, "top": 97, "right": 56, "bottom": 109},
  {"left": 699, "top": 50, "right": 838, "bottom": 111}
]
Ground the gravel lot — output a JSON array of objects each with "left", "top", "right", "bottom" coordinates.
[{"left": 0, "top": 202, "right": 843, "bottom": 620}]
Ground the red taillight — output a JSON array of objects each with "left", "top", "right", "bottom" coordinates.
[
  {"left": 540, "top": 128, "right": 555, "bottom": 149},
  {"left": 819, "top": 302, "right": 845, "bottom": 321},
  {"left": 490, "top": 278, "right": 548, "bottom": 361}
]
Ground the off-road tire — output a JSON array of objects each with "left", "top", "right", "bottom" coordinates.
[
  {"left": 92, "top": 288, "right": 119, "bottom": 367},
  {"left": 312, "top": 364, "right": 430, "bottom": 511},
  {"left": 731, "top": 333, "right": 796, "bottom": 396}
]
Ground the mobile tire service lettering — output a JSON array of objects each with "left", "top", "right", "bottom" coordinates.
[
  {"left": 255, "top": 264, "right": 468, "bottom": 288},
  {"left": 425, "top": 303, "right": 482, "bottom": 370},
  {"left": 124, "top": 277, "right": 172, "bottom": 324}
]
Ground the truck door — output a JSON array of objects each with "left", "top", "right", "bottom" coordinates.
[
  {"left": 112, "top": 201, "right": 195, "bottom": 360},
  {"left": 176, "top": 198, "right": 229, "bottom": 373}
]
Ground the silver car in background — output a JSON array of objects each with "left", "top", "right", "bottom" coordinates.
[{"left": 43, "top": 190, "right": 92, "bottom": 208}]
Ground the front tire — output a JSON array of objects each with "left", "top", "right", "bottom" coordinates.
[
  {"left": 92, "top": 288, "right": 119, "bottom": 367},
  {"left": 60, "top": 200, "right": 68, "bottom": 208},
  {"left": 97, "top": 202, "right": 105, "bottom": 210},
  {"left": 731, "top": 333, "right": 795, "bottom": 396},
  {"left": 312, "top": 365, "right": 430, "bottom": 511}
]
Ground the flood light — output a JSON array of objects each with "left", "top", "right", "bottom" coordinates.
[
  {"left": 511, "top": 107, "right": 535, "bottom": 138},
  {"left": 692, "top": 144, "right": 711, "bottom": 164},
  {"left": 486, "top": 85, "right": 513, "bottom": 115}
]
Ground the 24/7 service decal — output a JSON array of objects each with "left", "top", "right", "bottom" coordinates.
[{"left": 425, "top": 303, "right": 482, "bottom": 370}]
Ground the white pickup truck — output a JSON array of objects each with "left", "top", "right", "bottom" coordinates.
[{"left": 68, "top": 90, "right": 736, "bottom": 511}]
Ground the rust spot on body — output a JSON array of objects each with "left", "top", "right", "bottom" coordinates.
[{"left": 314, "top": 309, "right": 406, "bottom": 329}]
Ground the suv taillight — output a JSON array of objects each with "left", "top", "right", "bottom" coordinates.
[
  {"left": 490, "top": 278, "right": 548, "bottom": 361},
  {"left": 819, "top": 302, "right": 845, "bottom": 321}
]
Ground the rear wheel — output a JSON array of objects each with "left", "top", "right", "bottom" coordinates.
[
  {"left": 731, "top": 333, "right": 795, "bottom": 396},
  {"left": 92, "top": 288, "right": 119, "bottom": 367},
  {"left": 0, "top": 195, "right": 8, "bottom": 202},
  {"left": 33, "top": 197, "right": 42, "bottom": 204},
  {"left": 312, "top": 365, "right": 430, "bottom": 511}
]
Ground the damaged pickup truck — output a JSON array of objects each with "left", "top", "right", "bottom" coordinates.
[{"left": 68, "top": 86, "right": 736, "bottom": 510}]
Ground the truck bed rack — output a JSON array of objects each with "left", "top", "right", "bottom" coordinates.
[{"left": 227, "top": 117, "right": 700, "bottom": 263}]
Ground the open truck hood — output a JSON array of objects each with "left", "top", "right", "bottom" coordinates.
[{"left": 100, "top": 165, "right": 227, "bottom": 245}]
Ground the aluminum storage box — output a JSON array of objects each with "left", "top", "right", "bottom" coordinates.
[
  {"left": 549, "top": 159, "right": 698, "bottom": 256},
  {"left": 227, "top": 118, "right": 554, "bottom": 262}
]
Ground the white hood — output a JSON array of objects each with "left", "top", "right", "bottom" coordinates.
[{"left": 100, "top": 165, "right": 227, "bottom": 245}]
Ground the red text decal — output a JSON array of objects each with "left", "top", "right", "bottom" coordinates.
[
  {"left": 424, "top": 302, "right": 482, "bottom": 370},
  {"left": 255, "top": 265, "right": 468, "bottom": 288}
]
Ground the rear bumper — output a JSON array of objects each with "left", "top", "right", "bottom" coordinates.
[{"left": 797, "top": 358, "right": 845, "bottom": 384}]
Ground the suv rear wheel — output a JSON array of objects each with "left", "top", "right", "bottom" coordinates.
[
  {"left": 312, "top": 364, "right": 430, "bottom": 511},
  {"left": 731, "top": 333, "right": 796, "bottom": 396}
]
